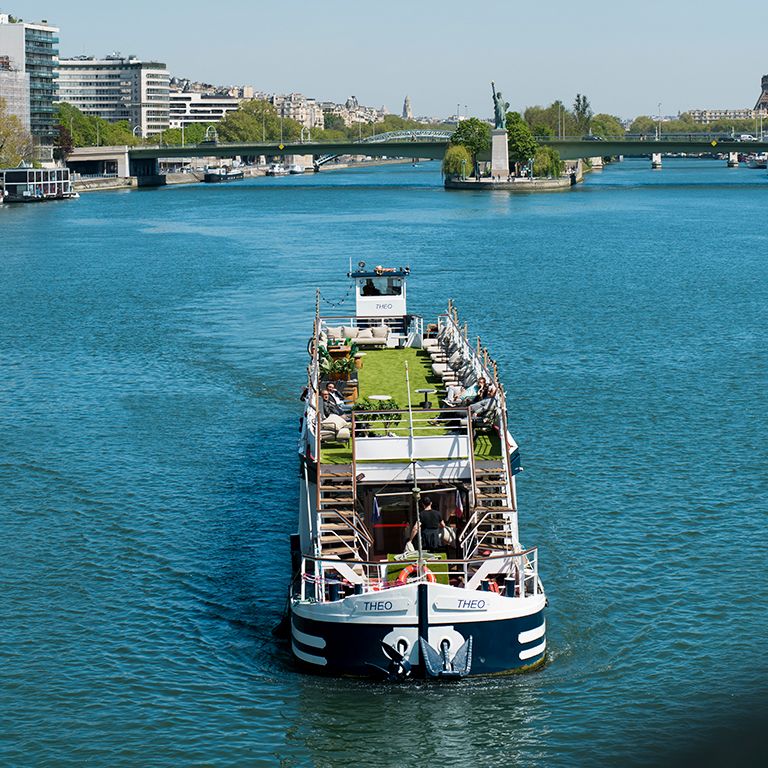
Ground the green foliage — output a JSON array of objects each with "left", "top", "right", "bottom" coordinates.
[
  {"left": 217, "top": 99, "right": 302, "bottom": 143},
  {"left": 590, "top": 113, "right": 624, "bottom": 138},
  {"left": 56, "top": 102, "right": 140, "bottom": 147},
  {"left": 354, "top": 396, "right": 402, "bottom": 427},
  {"left": 628, "top": 115, "right": 657, "bottom": 134},
  {"left": 0, "top": 97, "right": 34, "bottom": 166},
  {"left": 533, "top": 145, "right": 564, "bottom": 178},
  {"left": 323, "top": 111, "right": 346, "bottom": 131},
  {"left": 450, "top": 117, "right": 491, "bottom": 162},
  {"left": 573, "top": 93, "right": 593, "bottom": 134},
  {"left": 506, "top": 111, "right": 539, "bottom": 166},
  {"left": 156, "top": 123, "right": 210, "bottom": 146},
  {"left": 442, "top": 144, "right": 472, "bottom": 177},
  {"left": 524, "top": 101, "right": 576, "bottom": 137},
  {"left": 531, "top": 123, "right": 554, "bottom": 138}
]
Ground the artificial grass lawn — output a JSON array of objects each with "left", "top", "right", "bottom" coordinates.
[{"left": 320, "top": 347, "right": 503, "bottom": 464}]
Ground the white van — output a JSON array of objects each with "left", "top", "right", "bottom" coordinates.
[{"left": 739, "top": 134, "right": 757, "bottom": 141}]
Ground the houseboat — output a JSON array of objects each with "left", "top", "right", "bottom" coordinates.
[
  {"left": 0, "top": 167, "right": 78, "bottom": 203},
  {"left": 288, "top": 264, "right": 547, "bottom": 679},
  {"left": 203, "top": 167, "right": 245, "bottom": 183}
]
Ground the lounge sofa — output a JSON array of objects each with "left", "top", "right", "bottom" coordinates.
[{"left": 323, "top": 324, "right": 390, "bottom": 348}]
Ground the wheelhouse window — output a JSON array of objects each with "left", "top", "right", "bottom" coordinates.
[{"left": 359, "top": 277, "right": 402, "bottom": 297}]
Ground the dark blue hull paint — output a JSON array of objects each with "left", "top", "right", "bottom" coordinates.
[{"left": 291, "top": 609, "right": 546, "bottom": 677}]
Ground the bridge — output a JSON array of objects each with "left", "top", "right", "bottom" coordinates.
[{"left": 68, "top": 131, "right": 768, "bottom": 179}]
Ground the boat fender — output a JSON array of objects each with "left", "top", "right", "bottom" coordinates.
[{"left": 395, "top": 563, "right": 436, "bottom": 586}]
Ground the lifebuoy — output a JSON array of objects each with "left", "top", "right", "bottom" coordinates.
[{"left": 396, "top": 563, "right": 436, "bottom": 586}]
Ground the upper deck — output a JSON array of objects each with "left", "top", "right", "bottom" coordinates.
[{"left": 301, "top": 295, "right": 517, "bottom": 483}]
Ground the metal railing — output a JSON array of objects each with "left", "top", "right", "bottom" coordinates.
[{"left": 297, "top": 548, "right": 540, "bottom": 603}]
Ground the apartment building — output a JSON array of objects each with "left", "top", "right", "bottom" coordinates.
[
  {"left": 0, "top": 13, "right": 58, "bottom": 141},
  {"left": 57, "top": 54, "right": 170, "bottom": 136},
  {"left": 168, "top": 91, "right": 241, "bottom": 127}
]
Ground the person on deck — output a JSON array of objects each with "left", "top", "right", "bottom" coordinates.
[
  {"left": 320, "top": 389, "right": 346, "bottom": 420},
  {"left": 326, "top": 383, "right": 352, "bottom": 413},
  {"left": 407, "top": 497, "right": 446, "bottom": 551}
]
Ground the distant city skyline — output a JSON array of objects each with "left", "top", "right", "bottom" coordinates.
[{"left": 5, "top": 0, "right": 767, "bottom": 119}]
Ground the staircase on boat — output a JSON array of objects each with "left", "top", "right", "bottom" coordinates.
[
  {"left": 462, "top": 460, "right": 517, "bottom": 556},
  {"left": 316, "top": 465, "right": 371, "bottom": 560}
]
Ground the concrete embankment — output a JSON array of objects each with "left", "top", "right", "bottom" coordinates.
[{"left": 445, "top": 176, "right": 573, "bottom": 192}]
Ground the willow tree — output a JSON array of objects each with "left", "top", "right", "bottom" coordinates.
[{"left": 442, "top": 144, "right": 472, "bottom": 177}]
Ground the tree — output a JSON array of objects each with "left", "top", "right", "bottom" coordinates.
[
  {"left": 573, "top": 93, "right": 593, "bottom": 134},
  {"left": 157, "top": 123, "right": 210, "bottom": 146},
  {"left": 450, "top": 117, "right": 491, "bottom": 164},
  {"left": 0, "top": 97, "right": 34, "bottom": 166},
  {"left": 590, "top": 113, "right": 624, "bottom": 139},
  {"left": 524, "top": 101, "right": 577, "bottom": 138},
  {"left": 56, "top": 102, "right": 140, "bottom": 147},
  {"left": 533, "top": 146, "right": 564, "bottom": 178},
  {"left": 53, "top": 124, "right": 74, "bottom": 160},
  {"left": 506, "top": 111, "right": 539, "bottom": 170},
  {"left": 628, "top": 115, "right": 656, "bottom": 135},
  {"left": 322, "top": 111, "right": 346, "bottom": 132},
  {"left": 442, "top": 144, "right": 472, "bottom": 177},
  {"left": 218, "top": 99, "right": 302, "bottom": 143}
]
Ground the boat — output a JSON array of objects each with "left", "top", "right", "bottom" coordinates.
[
  {"left": 203, "top": 167, "right": 245, "bottom": 183},
  {"left": 287, "top": 264, "right": 547, "bottom": 679},
  {"left": 745, "top": 153, "right": 768, "bottom": 169},
  {"left": 266, "top": 163, "right": 289, "bottom": 176},
  {"left": 288, "top": 163, "right": 305, "bottom": 175},
  {"left": 0, "top": 166, "right": 78, "bottom": 203}
]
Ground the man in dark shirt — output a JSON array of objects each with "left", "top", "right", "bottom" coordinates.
[{"left": 408, "top": 497, "right": 445, "bottom": 551}]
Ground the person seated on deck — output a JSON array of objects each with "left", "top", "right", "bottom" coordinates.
[
  {"left": 407, "top": 497, "right": 446, "bottom": 551},
  {"left": 326, "top": 383, "right": 352, "bottom": 413},
  {"left": 445, "top": 377, "right": 487, "bottom": 407},
  {"left": 469, "top": 383, "right": 497, "bottom": 415},
  {"left": 320, "top": 389, "right": 348, "bottom": 421}
]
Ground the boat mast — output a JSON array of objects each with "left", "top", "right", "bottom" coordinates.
[{"left": 404, "top": 362, "right": 423, "bottom": 561}]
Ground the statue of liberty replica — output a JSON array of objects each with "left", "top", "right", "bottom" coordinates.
[
  {"left": 490, "top": 81, "right": 510, "bottom": 177},
  {"left": 492, "top": 82, "right": 509, "bottom": 130}
]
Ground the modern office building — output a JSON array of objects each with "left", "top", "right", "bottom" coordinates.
[
  {"left": 0, "top": 13, "right": 59, "bottom": 141},
  {"left": 168, "top": 91, "right": 241, "bottom": 128},
  {"left": 57, "top": 54, "right": 170, "bottom": 136}
]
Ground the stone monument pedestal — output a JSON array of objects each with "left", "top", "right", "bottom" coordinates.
[{"left": 491, "top": 129, "right": 510, "bottom": 179}]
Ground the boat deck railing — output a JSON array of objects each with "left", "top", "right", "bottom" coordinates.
[
  {"left": 318, "top": 314, "right": 416, "bottom": 337},
  {"left": 297, "top": 548, "right": 540, "bottom": 604}
]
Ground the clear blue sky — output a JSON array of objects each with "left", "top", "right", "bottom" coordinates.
[{"left": 7, "top": 0, "right": 767, "bottom": 119}]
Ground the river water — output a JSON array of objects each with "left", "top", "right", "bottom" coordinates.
[{"left": 2, "top": 159, "right": 767, "bottom": 767}]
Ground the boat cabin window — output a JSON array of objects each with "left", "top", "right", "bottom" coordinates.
[{"left": 359, "top": 277, "right": 402, "bottom": 297}]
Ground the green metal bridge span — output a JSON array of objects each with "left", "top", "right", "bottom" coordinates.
[{"left": 123, "top": 131, "right": 768, "bottom": 176}]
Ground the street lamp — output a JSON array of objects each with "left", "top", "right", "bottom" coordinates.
[{"left": 657, "top": 102, "right": 662, "bottom": 140}]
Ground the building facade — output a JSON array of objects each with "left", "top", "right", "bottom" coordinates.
[
  {"left": 169, "top": 91, "right": 241, "bottom": 127},
  {"left": 402, "top": 95, "right": 413, "bottom": 120},
  {"left": 57, "top": 55, "right": 170, "bottom": 136},
  {"left": 269, "top": 92, "right": 325, "bottom": 130},
  {"left": 0, "top": 13, "right": 59, "bottom": 141},
  {"left": 0, "top": 55, "right": 30, "bottom": 130},
  {"left": 687, "top": 107, "right": 760, "bottom": 124}
]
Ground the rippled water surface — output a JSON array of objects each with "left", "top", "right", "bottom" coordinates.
[{"left": 2, "top": 159, "right": 767, "bottom": 766}]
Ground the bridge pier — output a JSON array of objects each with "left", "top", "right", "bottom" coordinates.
[
  {"left": 727, "top": 151, "right": 739, "bottom": 168},
  {"left": 651, "top": 153, "right": 662, "bottom": 169}
]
